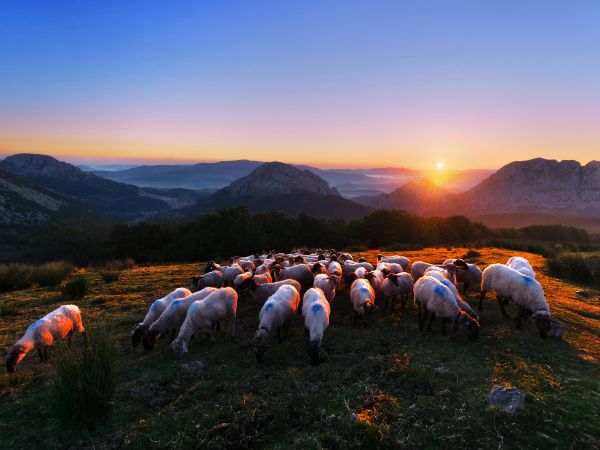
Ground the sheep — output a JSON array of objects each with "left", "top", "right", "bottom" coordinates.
[
  {"left": 424, "top": 270, "right": 479, "bottom": 319},
  {"left": 350, "top": 278, "right": 376, "bottom": 327},
  {"left": 271, "top": 264, "right": 313, "bottom": 291},
  {"left": 412, "top": 260, "right": 469, "bottom": 283},
  {"left": 443, "top": 259, "right": 483, "bottom": 293},
  {"left": 506, "top": 256, "right": 536, "bottom": 279},
  {"left": 253, "top": 273, "right": 272, "bottom": 285},
  {"left": 238, "top": 259, "right": 255, "bottom": 273},
  {"left": 142, "top": 287, "right": 217, "bottom": 350},
  {"left": 220, "top": 264, "right": 244, "bottom": 286},
  {"left": 5, "top": 305, "right": 85, "bottom": 373},
  {"left": 192, "top": 270, "right": 224, "bottom": 291},
  {"left": 313, "top": 273, "right": 340, "bottom": 302},
  {"left": 311, "top": 262, "right": 328, "bottom": 275},
  {"left": 242, "top": 279, "right": 302, "bottom": 304},
  {"left": 377, "top": 261, "right": 403, "bottom": 274},
  {"left": 413, "top": 276, "right": 479, "bottom": 339},
  {"left": 377, "top": 255, "right": 410, "bottom": 270},
  {"left": 364, "top": 269, "right": 385, "bottom": 297},
  {"left": 205, "top": 261, "right": 221, "bottom": 272},
  {"left": 328, "top": 261, "right": 342, "bottom": 277},
  {"left": 302, "top": 288, "right": 331, "bottom": 365},
  {"left": 169, "top": 287, "right": 238, "bottom": 359},
  {"left": 342, "top": 261, "right": 374, "bottom": 279},
  {"left": 381, "top": 272, "right": 414, "bottom": 310},
  {"left": 131, "top": 288, "right": 192, "bottom": 347},
  {"left": 255, "top": 263, "right": 271, "bottom": 275},
  {"left": 251, "top": 285, "right": 301, "bottom": 363},
  {"left": 233, "top": 271, "right": 253, "bottom": 294},
  {"left": 479, "top": 264, "right": 551, "bottom": 337}
]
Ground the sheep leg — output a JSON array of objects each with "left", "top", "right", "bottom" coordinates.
[
  {"left": 462, "top": 281, "right": 470, "bottom": 294},
  {"left": 353, "top": 311, "right": 358, "bottom": 328},
  {"left": 426, "top": 313, "right": 435, "bottom": 332},
  {"left": 417, "top": 303, "right": 424, "bottom": 330},
  {"left": 277, "top": 327, "right": 282, "bottom": 344},
  {"left": 420, "top": 309, "right": 429, "bottom": 332},
  {"left": 169, "top": 329, "right": 176, "bottom": 344},
  {"left": 284, "top": 320, "right": 291, "bottom": 338},
  {"left": 514, "top": 307, "right": 530, "bottom": 330},
  {"left": 67, "top": 330, "right": 73, "bottom": 346},
  {"left": 478, "top": 290, "right": 486, "bottom": 311},
  {"left": 383, "top": 296, "right": 389, "bottom": 311},
  {"left": 44, "top": 347, "right": 49, "bottom": 362},
  {"left": 441, "top": 318, "right": 448, "bottom": 336},
  {"left": 498, "top": 296, "right": 510, "bottom": 318},
  {"left": 231, "top": 316, "right": 237, "bottom": 338},
  {"left": 38, "top": 348, "right": 44, "bottom": 362}
]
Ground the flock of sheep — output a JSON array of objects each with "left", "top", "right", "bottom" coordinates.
[{"left": 4, "top": 250, "right": 557, "bottom": 372}]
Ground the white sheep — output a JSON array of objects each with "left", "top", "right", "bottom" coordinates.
[
  {"left": 342, "top": 261, "right": 374, "bottom": 279},
  {"left": 377, "top": 261, "right": 403, "bottom": 274},
  {"left": 328, "top": 261, "right": 342, "bottom": 277},
  {"left": 5, "top": 305, "right": 85, "bottom": 372},
  {"left": 381, "top": 272, "right": 414, "bottom": 310},
  {"left": 271, "top": 264, "right": 313, "bottom": 290},
  {"left": 350, "top": 278, "right": 376, "bottom": 327},
  {"left": 413, "top": 276, "right": 479, "bottom": 339},
  {"left": 302, "top": 288, "right": 331, "bottom": 366},
  {"left": 142, "top": 287, "right": 217, "bottom": 350},
  {"left": 169, "top": 287, "right": 239, "bottom": 359},
  {"left": 425, "top": 270, "right": 479, "bottom": 319},
  {"left": 192, "top": 270, "right": 224, "bottom": 291},
  {"left": 131, "top": 287, "right": 192, "bottom": 347},
  {"left": 377, "top": 254, "right": 410, "bottom": 270},
  {"left": 480, "top": 264, "right": 551, "bottom": 337},
  {"left": 251, "top": 285, "right": 301, "bottom": 363},
  {"left": 244, "top": 279, "right": 302, "bottom": 304},
  {"left": 506, "top": 256, "right": 536, "bottom": 279},
  {"left": 443, "top": 259, "right": 483, "bottom": 293},
  {"left": 313, "top": 273, "right": 340, "bottom": 302}
]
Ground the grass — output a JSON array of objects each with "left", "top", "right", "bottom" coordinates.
[
  {"left": 60, "top": 274, "right": 89, "bottom": 299},
  {"left": 0, "top": 261, "right": 75, "bottom": 292},
  {"left": 0, "top": 248, "right": 599, "bottom": 449}
]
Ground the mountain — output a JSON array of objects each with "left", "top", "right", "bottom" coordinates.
[
  {"left": 0, "top": 154, "right": 205, "bottom": 221},
  {"left": 458, "top": 158, "right": 600, "bottom": 216},
  {"left": 0, "top": 169, "right": 93, "bottom": 225},
  {"left": 185, "top": 162, "right": 372, "bottom": 220},
  {"left": 354, "top": 179, "right": 455, "bottom": 215}
]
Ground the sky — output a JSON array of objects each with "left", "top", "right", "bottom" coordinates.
[{"left": 1, "top": 1, "right": 599, "bottom": 170}]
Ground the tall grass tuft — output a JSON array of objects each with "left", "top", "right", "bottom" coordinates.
[
  {"left": 61, "top": 274, "right": 88, "bottom": 299},
  {"left": 0, "top": 264, "right": 34, "bottom": 292},
  {"left": 33, "top": 261, "right": 76, "bottom": 288},
  {"left": 0, "top": 300, "right": 19, "bottom": 316},
  {"left": 547, "top": 254, "right": 600, "bottom": 285},
  {"left": 99, "top": 267, "right": 120, "bottom": 283},
  {"left": 50, "top": 329, "right": 117, "bottom": 430}
]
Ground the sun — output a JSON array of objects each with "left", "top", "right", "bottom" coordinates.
[{"left": 436, "top": 161, "right": 445, "bottom": 170}]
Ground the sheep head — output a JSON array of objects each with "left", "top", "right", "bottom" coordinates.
[
  {"left": 533, "top": 312, "right": 552, "bottom": 338},
  {"left": 131, "top": 323, "right": 149, "bottom": 347},
  {"left": 307, "top": 340, "right": 321, "bottom": 366},
  {"left": 5, "top": 344, "right": 27, "bottom": 373},
  {"left": 142, "top": 329, "right": 160, "bottom": 351},
  {"left": 455, "top": 312, "right": 480, "bottom": 340},
  {"left": 251, "top": 328, "right": 269, "bottom": 363},
  {"left": 205, "top": 261, "right": 220, "bottom": 273},
  {"left": 169, "top": 338, "right": 188, "bottom": 359}
]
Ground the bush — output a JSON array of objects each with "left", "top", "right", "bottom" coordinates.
[
  {"left": 0, "top": 264, "right": 34, "bottom": 292},
  {"left": 61, "top": 274, "right": 88, "bottom": 299},
  {"left": 33, "top": 261, "right": 76, "bottom": 288},
  {"left": 460, "top": 249, "right": 482, "bottom": 261},
  {"left": 547, "top": 255, "right": 597, "bottom": 284},
  {"left": 50, "top": 328, "right": 117, "bottom": 430},
  {"left": 99, "top": 268, "right": 120, "bottom": 283}
]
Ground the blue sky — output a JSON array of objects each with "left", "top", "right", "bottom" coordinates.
[{"left": 1, "top": 1, "right": 599, "bottom": 168}]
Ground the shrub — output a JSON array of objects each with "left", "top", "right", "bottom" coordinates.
[
  {"left": 99, "top": 268, "right": 120, "bottom": 283},
  {"left": 0, "top": 263, "right": 34, "bottom": 292},
  {"left": 61, "top": 274, "right": 88, "bottom": 299},
  {"left": 33, "top": 261, "right": 76, "bottom": 288},
  {"left": 460, "top": 249, "right": 482, "bottom": 261},
  {"left": 547, "top": 255, "right": 595, "bottom": 284},
  {"left": 50, "top": 328, "right": 117, "bottom": 430}
]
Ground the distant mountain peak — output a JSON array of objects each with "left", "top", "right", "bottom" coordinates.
[
  {"left": 220, "top": 161, "right": 341, "bottom": 198},
  {"left": 1, "top": 153, "right": 90, "bottom": 181}
]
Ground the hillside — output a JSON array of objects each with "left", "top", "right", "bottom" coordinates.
[
  {"left": 188, "top": 162, "right": 373, "bottom": 220},
  {"left": 0, "top": 169, "right": 93, "bottom": 225},
  {"left": 0, "top": 248, "right": 598, "bottom": 448},
  {"left": 0, "top": 154, "right": 205, "bottom": 221}
]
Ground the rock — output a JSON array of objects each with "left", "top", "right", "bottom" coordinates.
[
  {"left": 433, "top": 366, "right": 449, "bottom": 373},
  {"left": 181, "top": 360, "right": 204, "bottom": 376},
  {"left": 486, "top": 386, "right": 526, "bottom": 413},
  {"left": 576, "top": 290, "right": 594, "bottom": 298}
]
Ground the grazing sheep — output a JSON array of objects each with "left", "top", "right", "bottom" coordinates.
[
  {"left": 243, "top": 279, "right": 302, "bottom": 304},
  {"left": 302, "top": 288, "right": 331, "bottom": 365},
  {"left": 480, "top": 264, "right": 551, "bottom": 337},
  {"left": 311, "top": 262, "right": 328, "bottom": 275},
  {"left": 381, "top": 272, "right": 414, "bottom": 310},
  {"left": 377, "top": 261, "right": 403, "bottom": 274},
  {"left": 131, "top": 288, "right": 192, "bottom": 347},
  {"left": 342, "top": 261, "right": 374, "bottom": 279},
  {"left": 443, "top": 259, "right": 483, "bottom": 293},
  {"left": 365, "top": 270, "right": 385, "bottom": 297},
  {"left": 313, "top": 273, "right": 340, "bottom": 302},
  {"left": 413, "top": 276, "right": 479, "bottom": 339},
  {"left": 251, "top": 285, "right": 301, "bottom": 363},
  {"left": 350, "top": 278, "right": 376, "bottom": 327},
  {"left": 5, "top": 305, "right": 85, "bottom": 373},
  {"left": 412, "top": 260, "right": 469, "bottom": 283},
  {"left": 377, "top": 255, "right": 410, "bottom": 270},
  {"left": 253, "top": 273, "right": 272, "bottom": 285},
  {"left": 233, "top": 272, "right": 253, "bottom": 294},
  {"left": 142, "top": 287, "right": 217, "bottom": 350},
  {"left": 424, "top": 270, "right": 479, "bottom": 319},
  {"left": 205, "top": 261, "right": 221, "bottom": 273},
  {"left": 506, "top": 256, "right": 536, "bottom": 279},
  {"left": 192, "top": 270, "right": 224, "bottom": 291},
  {"left": 255, "top": 263, "right": 271, "bottom": 275},
  {"left": 220, "top": 264, "right": 244, "bottom": 286},
  {"left": 169, "top": 288, "right": 238, "bottom": 359}
]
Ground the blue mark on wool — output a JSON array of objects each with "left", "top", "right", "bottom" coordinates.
[
  {"left": 311, "top": 303, "right": 323, "bottom": 314},
  {"left": 172, "top": 299, "right": 183, "bottom": 306},
  {"left": 150, "top": 302, "right": 160, "bottom": 312},
  {"left": 358, "top": 287, "right": 371, "bottom": 296},
  {"left": 264, "top": 302, "right": 274, "bottom": 312},
  {"left": 434, "top": 284, "right": 446, "bottom": 296},
  {"left": 522, "top": 275, "right": 534, "bottom": 283}
]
